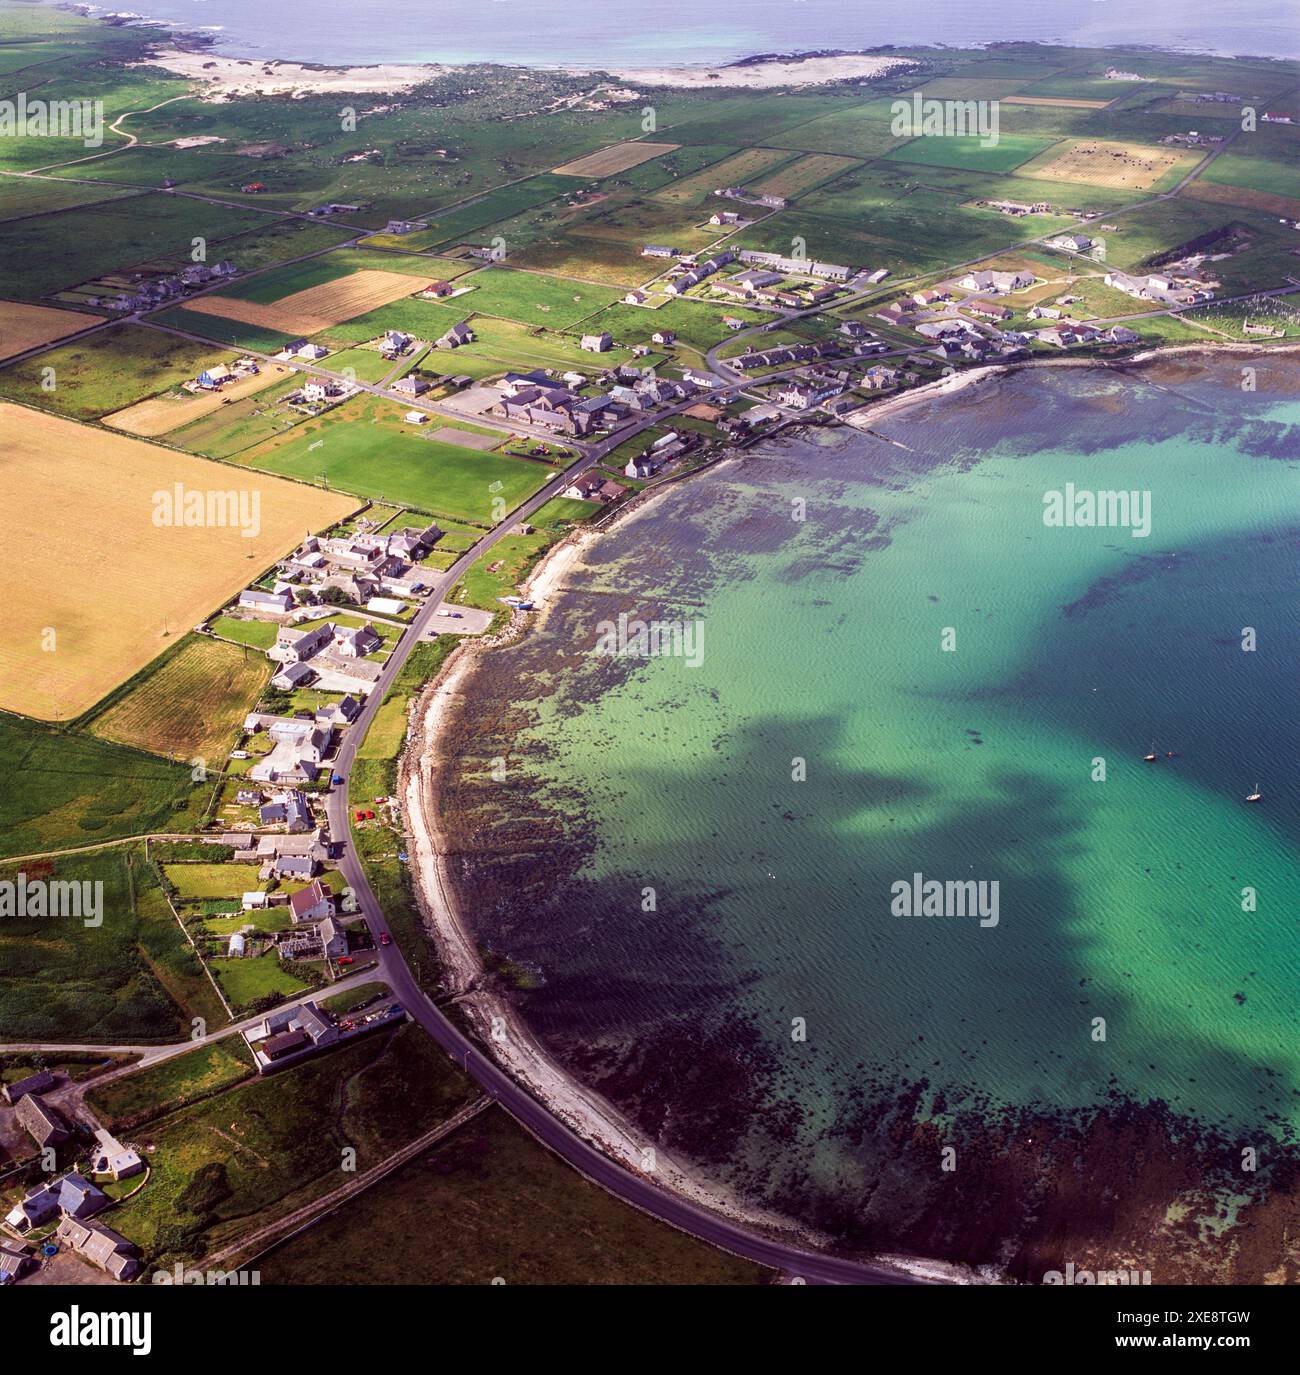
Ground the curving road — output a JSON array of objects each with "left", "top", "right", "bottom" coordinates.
[{"left": 318, "top": 448, "right": 926, "bottom": 1285}]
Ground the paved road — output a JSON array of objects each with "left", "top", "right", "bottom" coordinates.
[{"left": 302, "top": 439, "right": 927, "bottom": 1284}]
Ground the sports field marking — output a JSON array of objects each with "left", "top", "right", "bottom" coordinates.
[
  {"left": 0, "top": 404, "right": 354, "bottom": 720},
  {"left": 553, "top": 141, "right": 680, "bottom": 177},
  {"left": 187, "top": 269, "right": 431, "bottom": 337}
]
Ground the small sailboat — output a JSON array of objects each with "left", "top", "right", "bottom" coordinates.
[
  {"left": 1143, "top": 741, "right": 1158, "bottom": 762},
  {"left": 1245, "top": 783, "right": 1263, "bottom": 804}
]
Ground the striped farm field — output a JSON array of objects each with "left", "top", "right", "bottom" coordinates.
[
  {"left": 749, "top": 152, "right": 860, "bottom": 199},
  {"left": 90, "top": 634, "right": 270, "bottom": 761},
  {"left": 0, "top": 299, "right": 101, "bottom": 361},
  {"left": 652, "top": 147, "right": 796, "bottom": 203},
  {"left": 0, "top": 404, "right": 354, "bottom": 721},
  {"left": 188, "top": 269, "right": 433, "bottom": 337},
  {"left": 553, "top": 141, "right": 680, "bottom": 177}
]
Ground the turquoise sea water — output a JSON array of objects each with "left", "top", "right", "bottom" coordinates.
[
  {"left": 77, "top": 0, "right": 1300, "bottom": 64},
  {"left": 442, "top": 356, "right": 1300, "bottom": 1248}
]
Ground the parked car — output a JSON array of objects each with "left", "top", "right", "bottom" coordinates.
[{"left": 379, "top": 933, "right": 392, "bottom": 947}]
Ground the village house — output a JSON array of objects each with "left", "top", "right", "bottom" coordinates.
[
  {"left": 563, "top": 471, "right": 624, "bottom": 503},
  {"left": 580, "top": 331, "right": 613, "bottom": 352},
  {"left": 0, "top": 1241, "right": 31, "bottom": 1285},
  {"left": 1048, "top": 232, "right": 1094, "bottom": 254},
  {"left": 391, "top": 373, "right": 430, "bottom": 397},
  {"left": 238, "top": 587, "right": 294, "bottom": 615},
  {"left": 437, "top": 320, "right": 475, "bottom": 349},
  {"left": 958, "top": 269, "right": 1034, "bottom": 294},
  {"left": 245, "top": 1000, "right": 339, "bottom": 1072},
  {"left": 55, "top": 1218, "right": 142, "bottom": 1281},
  {"left": 641, "top": 244, "right": 679, "bottom": 258},
  {"left": 90, "top": 1128, "right": 143, "bottom": 1182},
  {"left": 650, "top": 329, "right": 676, "bottom": 345},
  {"left": 5, "top": 1173, "right": 107, "bottom": 1234},
  {"left": 421, "top": 279, "right": 455, "bottom": 298},
  {"left": 289, "top": 879, "right": 334, "bottom": 925}
]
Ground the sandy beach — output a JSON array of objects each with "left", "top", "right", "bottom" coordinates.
[
  {"left": 137, "top": 48, "right": 451, "bottom": 98},
  {"left": 593, "top": 53, "right": 915, "bottom": 88},
  {"left": 397, "top": 576, "right": 824, "bottom": 1250},
  {"left": 392, "top": 337, "right": 1295, "bottom": 1283}
]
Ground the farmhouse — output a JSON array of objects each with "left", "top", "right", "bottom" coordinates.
[
  {"left": 1048, "top": 233, "right": 1094, "bottom": 253},
  {"left": 2, "top": 1069, "right": 56, "bottom": 1104},
  {"left": 641, "top": 244, "right": 679, "bottom": 257},
  {"left": 289, "top": 879, "right": 334, "bottom": 924},
  {"left": 421, "top": 280, "right": 455, "bottom": 298},
  {"left": 580, "top": 332, "right": 613, "bottom": 353},
  {"left": 238, "top": 587, "right": 294, "bottom": 615},
  {"left": 16, "top": 1092, "right": 72, "bottom": 1149}
]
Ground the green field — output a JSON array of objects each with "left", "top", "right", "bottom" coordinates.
[
  {"left": 209, "top": 953, "right": 311, "bottom": 1010},
  {"left": 0, "top": 711, "right": 208, "bottom": 860},
  {"left": 88, "top": 633, "right": 270, "bottom": 762},
  {"left": 168, "top": 376, "right": 309, "bottom": 458},
  {"left": 884, "top": 133, "right": 1062, "bottom": 174},
  {"left": 0, "top": 847, "right": 217, "bottom": 1041},
  {"left": 87, "top": 1038, "right": 256, "bottom": 1131},
  {"left": 261, "top": 1106, "right": 767, "bottom": 1285},
  {"left": 109, "top": 1023, "right": 475, "bottom": 1264},
  {"left": 235, "top": 394, "right": 550, "bottom": 520},
  {"left": 0, "top": 324, "right": 215, "bottom": 418},
  {"left": 0, "top": 193, "right": 268, "bottom": 300}
]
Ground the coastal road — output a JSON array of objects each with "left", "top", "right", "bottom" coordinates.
[{"left": 312, "top": 441, "right": 927, "bottom": 1285}]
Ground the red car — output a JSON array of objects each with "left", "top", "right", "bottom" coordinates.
[
  {"left": 379, "top": 933, "right": 392, "bottom": 947},
  {"left": 354, "top": 809, "right": 366, "bottom": 821},
  {"left": 338, "top": 955, "right": 354, "bottom": 967}
]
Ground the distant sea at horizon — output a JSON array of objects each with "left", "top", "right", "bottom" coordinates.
[{"left": 65, "top": 0, "right": 1300, "bottom": 65}]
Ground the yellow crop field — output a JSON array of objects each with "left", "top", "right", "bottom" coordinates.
[
  {"left": 553, "top": 141, "right": 680, "bottom": 177},
  {"left": 1021, "top": 139, "right": 1195, "bottom": 189},
  {"left": 0, "top": 299, "right": 101, "bottom": 362},
  {"left": 103, "top": 363, "right": 291, "bottom": 437},
  {"left": 188, "top": 269, "right": 431, "bottom": 337},
  {"left": 1004, "top": 95, "right": 1110, "bottom": 109},
  {"left": 0, "top": 404, "right": 354, "bottom": 721}
]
